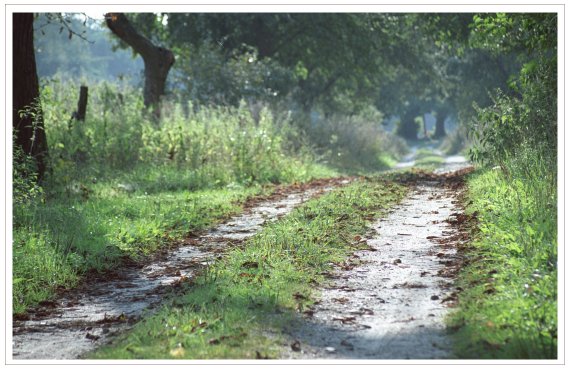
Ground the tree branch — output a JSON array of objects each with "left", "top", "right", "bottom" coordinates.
[{"left": 104, "top": 13, "right": 156, "bottom": 58}]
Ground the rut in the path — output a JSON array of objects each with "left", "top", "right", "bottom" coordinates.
[
  {"left": 12, "top": 178, "right": 350, "bottom": 360},
  {"left": 282, "top": 160, "right": 470, "bottom": 359}
]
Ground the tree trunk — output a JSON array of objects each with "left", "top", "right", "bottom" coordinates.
[
  {"left": 105, "top": 13, "right": 175, "bottom": 116},
  {"left": 13, "top": 13, "right": 48, "bottom": 180},
  {"left": 75, "top": 85, "right": 89, "bottom": 121},
  {"left": 396, "top": 107, "right": 419, "bottom": 140},
  {"left": 433, "top": 110, "right": 447, "bottom": 139}
]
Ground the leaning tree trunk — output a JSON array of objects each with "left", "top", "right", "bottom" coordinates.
[
  {"left": 13, "top": 13, "right": 48, "bottom": 180},
  {"left": 105, "top": 13, "right": 174, "bottom": 116}
]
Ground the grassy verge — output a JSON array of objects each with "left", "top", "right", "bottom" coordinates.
[
  {"left": 14, "top": 80, "right": 340, "bottom": 315},
  {"left": 13, "top": 163, "right": 337, "bottom": 315},
  {"left": 89, "top": 179, "right": 407, "bottom": 359},
  {"left": 449, "top": 167, "right": 557, "bottom": 359}
]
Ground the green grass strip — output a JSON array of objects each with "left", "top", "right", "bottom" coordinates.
[
  {"left": 90, "top": 179, "right": 407, "bottom": 359},
  {"left": 13, "top": 184, "right": 264, "bottom": 314},
  {"left": 449, "top": 168, "right": 557, "bottom": 359},
  {"left": 413, "top": 148, "right": 445, "bottom": 169}
]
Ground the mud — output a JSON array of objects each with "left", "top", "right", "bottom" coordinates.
[
  {"left": 281, "top": 156, "right": 470, "bottom": 359},
  {"left": 11, "top": 178, "right": 351, "bottom": 360}
]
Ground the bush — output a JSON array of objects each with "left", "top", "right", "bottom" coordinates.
[
  {"left": 468, "top": 55, "right": 556, "bottom": 169},
  {"left": 298, "top": 108, "right": 408, "bottom": 172},
  {"left": 40, "top": 79, "right": 319, "bottom": 188}
]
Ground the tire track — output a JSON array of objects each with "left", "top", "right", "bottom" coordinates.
[{"left": 11, "top": 178, "right": 351, "bottom": 360}]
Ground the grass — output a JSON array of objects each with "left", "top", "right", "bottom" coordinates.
[
  {"left": 12, "top": 163, "right": 336, "bottom": 316},
  {"left": 88, "top": 179, "right": 407, "bottom": 359},
  {"left": 413, "top": 147, "right": 445, "bottom": 169},
  {"left": 449, "top": 165, "right": 557, "bottom": 359},
  {"left": 13, "top": 80, "right": 339, "bottom": 315},
  {"left": 12, "top": 170, "right": 267, "bottom": 314}
]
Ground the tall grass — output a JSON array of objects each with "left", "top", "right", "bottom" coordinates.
[
  {"left": 42, "top": 79, "right": 324, "bottom": 188},
  {"left": 297, "top": 110, "right": 408, "bottom": 173},
  {"left": 12, "top": 79, "right": 335, "bottom": 314},
  {"left": 450, "top": 154, "right": 557, "bottom": 358}
]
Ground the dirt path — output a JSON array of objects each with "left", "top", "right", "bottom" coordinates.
[
  {"left": 281, "top": 157, "right": 470, "bottom": 359},
  {"left": 11, "top": 178, "right": 351, "bottom": 360}
]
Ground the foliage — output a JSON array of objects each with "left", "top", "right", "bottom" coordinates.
[
  {"left": 13, "top": 79, "right": 338, "bottom": 314},
  {"left": 450, "top": 168, "right": 557, "bottom": 359},
  {"left": 88, "top": 179, "right": 407, "bottom": 359},
  {"left": 34, "top": 14, "right": 144, "bottom": 83},
  {"left": 41, "top": 79, "right": 321, "bottom": 187},
  {"left": 300, "top": 109, "right": 407, "bottom": 172},
  {"left": 450, "top": 12, "right": 557, "bottom": 359},
  {"left": 13, "top": 141, "right": 44, "bottom": 206},
  {"left": 172, "top": 44, "right": 296, "bottom": 107},
  {"left": 468, "top": 55, "right": 556, "bottom": 168}
]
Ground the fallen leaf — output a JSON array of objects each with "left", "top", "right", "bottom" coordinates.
[
  {"left": 333, "top": 297, "right": 350, "bottom": 304},
  {"left": 293, "top": 292, "right": 308, "bottom": 300},
  {"left": 291, "top": 340, "right": 302, "bottom": 352},
  {"left": 255, "top": 351, "right": 270, "bottom": 359},
  {"left": 85, "top": 333, "right": 100, "bottom": 341},
  {"left": 241, "top": 261, "right": 259, "bottom": 269},
  {"left": 332, "top": 316, "right": 357, "bottom": 324}
]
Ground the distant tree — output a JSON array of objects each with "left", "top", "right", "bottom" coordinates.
[
  {"left": 105, "top": 12, "right": 174, "bottom": 115},
  {"left": 13, "top": 13, "right": 48, "bottom": 180}
]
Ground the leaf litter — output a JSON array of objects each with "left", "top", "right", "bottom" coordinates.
[
  {"left": 281, "top": 157, "right": 472, "bottom": 359},
  {"left": 12, "top": 177, "right": 352, "bottom": 360}
]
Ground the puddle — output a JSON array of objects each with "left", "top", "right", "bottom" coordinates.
[
  {"left": 282, "top": 165, "right": 469, "bottom": 359},
  {"left": 11, "top": 179, "right": 349, "bottom": 360}
]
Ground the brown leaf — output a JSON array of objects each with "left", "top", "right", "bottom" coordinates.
[
  {"left": 293, "top": 292, "right": 308, "bottom": 300},
  {"left": 241, "top": 261, "right": 259, "bottom": 269},
  {"left": 85, "top": 333, "right": 100, "bottom": 341},
  {"left": 333, "top": 316, "right": 357, "bottom": 324},
  {"left": 333, "top": 297, "right": 350, "bottom": 304},
  {"left": 291, "top": 340, "right": 302, "bottom": 352},
  {"left": 255, "top": 351, "right": 270, "bottom": 359}
]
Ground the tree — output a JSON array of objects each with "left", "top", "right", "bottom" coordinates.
[
  {"left": 13, "top": 13, "right": 48, "bottom": 180},
  {"left": 123, "top": 13, "right": 416, "bottom": 116},
  {"left": 105, "top": 13, "right": 175, "bottom": 114}
]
